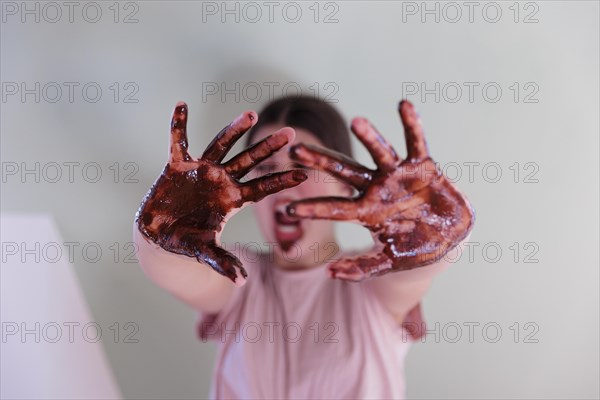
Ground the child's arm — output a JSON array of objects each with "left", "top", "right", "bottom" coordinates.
[
  {"left": 133, "top": 221, "right": 236, "bottom": 314},
  {"left": 134, "top": 102, "right": 307, "bottom": 313},
  {"left": 361, "top": 234, "right": 471, "bottom": 324},
  {"left": 364, "top": 260, "right": 447, "bottom": 324}
]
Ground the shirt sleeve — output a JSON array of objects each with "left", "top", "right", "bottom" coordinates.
[
  {"left": 402, "top": 302, "right": 426, "bottom": 342},
  {"left": 197, "top": 284, "right": 248, "bottom": 342}
]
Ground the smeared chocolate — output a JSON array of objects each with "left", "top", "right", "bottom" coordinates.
[
  {"left": 287, "top": 100, "right": 475, "bottom": 281},
  {"left": 135, "top": 102, "right": 307, "bottom": 284}
]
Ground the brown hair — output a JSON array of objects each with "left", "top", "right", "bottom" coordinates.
[{"left": 246, "top": 96, "right": 353, "bottom": 158}]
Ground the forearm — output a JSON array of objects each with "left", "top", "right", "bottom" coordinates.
[
  {"left": 365, "top": 234, "right": 470, "bottom": 323},
  {"left": 133, "top": 222, "right": 236, "bottom": 314},
  {"left": 366, "top": 259, "right": 449, "bottom": 322}
]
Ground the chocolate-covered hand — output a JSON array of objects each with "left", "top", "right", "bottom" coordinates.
[
  {"left": 287, "top": 100, "right": 474, "bottom": 281},
  {"left": 135, "top": 102, "right": 307, "bottom": 285}
]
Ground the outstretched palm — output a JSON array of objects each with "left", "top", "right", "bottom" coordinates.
[
  {"left": 287, "top": 100, "right": 474, "bottom": 281},
  {"left": 136, "top": 102, "right": 307, "bottom": 285}
]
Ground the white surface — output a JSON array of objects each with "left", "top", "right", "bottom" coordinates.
[{"left": 1, "top": 213, "right": 121, "bottom": 399}]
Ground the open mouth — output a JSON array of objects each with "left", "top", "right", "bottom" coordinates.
[{"left": 274, "top": 200, "right": 303, "bottom": 251}]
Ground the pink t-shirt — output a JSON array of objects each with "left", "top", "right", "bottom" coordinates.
[{"left": 198, "top": 252, "right": 425, "bottom": 399}]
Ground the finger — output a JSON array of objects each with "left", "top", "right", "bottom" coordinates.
[
  {"left": 286, "top": 197, "right": 358, "bottom": 220},
  {"left": 196, "top": 243, "right": 248, "bottom": 287},
  {"left": 201, "top": 111, "right": 258, "bottom": 163},
  {"left": 224, "top": 127, "right": 294, "bottom": 180},
  {"left": 241, "top": 169, "right": 308, "bottom": 203},
  {"left": 328, "top": 252, "right": 392, "bottom": 282},
  {"left": 351, "top": 117, "right": 399, "bottom": 172},
  {"left": 289, "top": 143, "right": 373, "bottom": 191},
  {"left": 399, "top": 100, "right": 429, "bottom": 161},
  {"left": 170, "top": 101, "right": 192, "bottom": 163}
]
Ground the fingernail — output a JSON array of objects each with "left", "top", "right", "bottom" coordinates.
[
  {"left": 245, "top": 111, "right": 257, "bottom": 123},
  {"left": 288, "top": 143, "right": 301, "bottom": 157},
  {"left": 233, "top": 111, "right": 255, "bottom": 127},
  {"left": 175, "top": 102, "right": 187, "bottom": 115},
  {"left": 292, "top": 170, "right": 307, "bottom": 182},
  {"left": 400, "top": 100, "right": 414, "bottom": 112},
  {"left": 351, "top": 118, "right": 365, "bottom": 131}
]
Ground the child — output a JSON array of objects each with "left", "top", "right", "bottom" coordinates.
[{"left": 134, "top": 96, "right": 474, "bottom": 399}]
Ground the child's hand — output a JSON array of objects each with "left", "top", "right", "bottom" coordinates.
[
  {"left": 135, "top": 102, "right": 307, "bottom": 285},
  {"left": 287, "top": 100, "right": 474, "bottom": 281}
]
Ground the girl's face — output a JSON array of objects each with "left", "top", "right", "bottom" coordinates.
[{"left": 249, "top": 124, "right": 351, "bottom": 269}]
